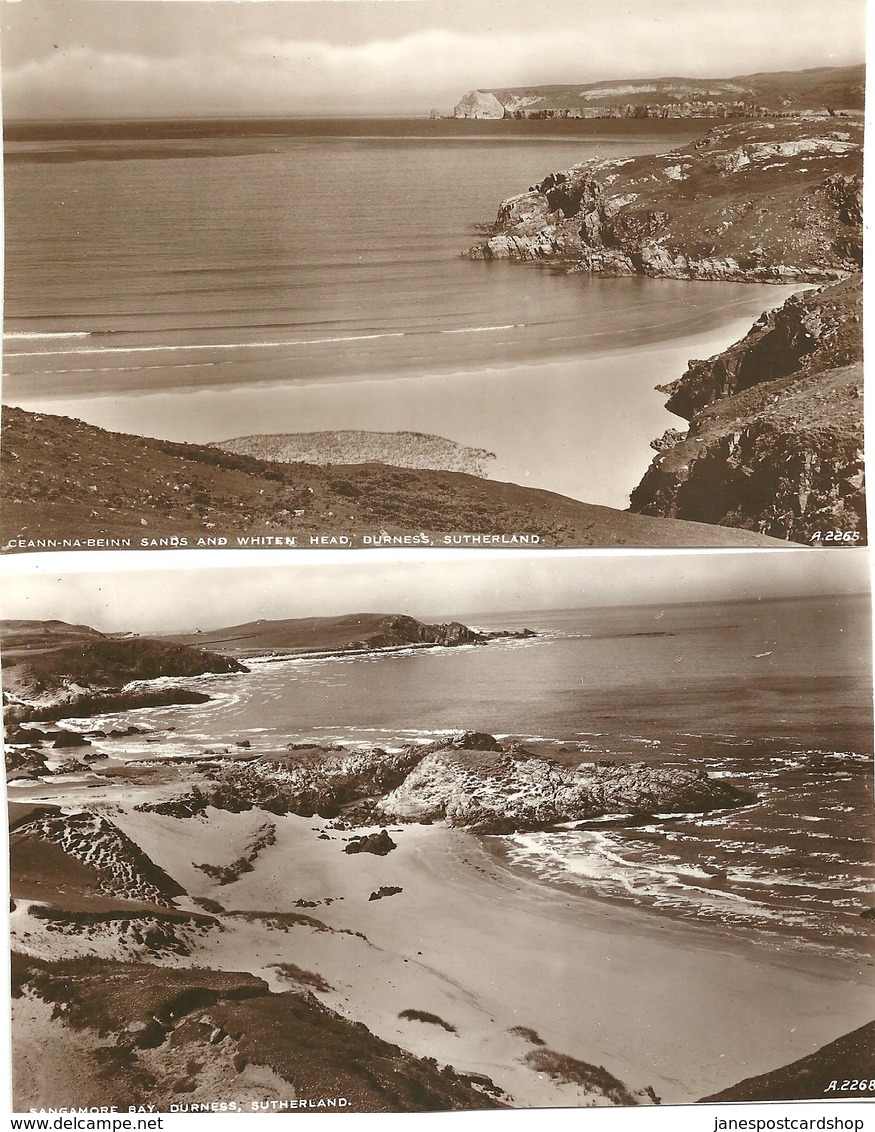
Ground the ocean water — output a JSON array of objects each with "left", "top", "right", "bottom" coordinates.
[
  {"left": 2, "top": 119, "right": 802, "bottom": 506},
  {"left": 44, "top": 591, "right": 874, "bottom": 956}
]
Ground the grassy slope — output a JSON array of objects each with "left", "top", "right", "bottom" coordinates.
[
  {"left": 0, "top": 408, "right": 781, "bottom": 549},
  {"left": 701, "top": 1020, "right": 875, "bottom": 1102}
]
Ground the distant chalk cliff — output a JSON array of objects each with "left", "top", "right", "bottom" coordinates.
[{"left": 452, "top": 65, "right": 864, "bottom": 120}]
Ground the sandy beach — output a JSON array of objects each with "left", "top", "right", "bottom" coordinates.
[
  {"left": 5, "top": 285, "right": 803, "bottom": 511},
  {"left": 102, "top": 805, "right": 873, "bottom": 1108}
]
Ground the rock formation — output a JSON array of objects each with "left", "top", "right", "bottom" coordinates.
[
  {"left": 212, "top": 430, "right": 498, "bottom": 479},
  {"left": 375, "top": 737, "right": 749, "bottom": 833},
  {"left": 629, "top": 277, "right": 864, "bottom": 541},
  {"left": 149, "top": 734, "right": 749, "bottom": 834},
  {"left": 467, "top": 120, "right": 862, "bottom": 284},
  {"left": 344, "top": 830, "right": 397, "bottom": 856}
]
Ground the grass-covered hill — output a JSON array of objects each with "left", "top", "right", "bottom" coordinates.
[
  {"left": 167, "top": 613, "right": 517, "bottom": 656},
  {"left": 0, "top": 407, "right": 781, "bottom": 550},
  {"left": 2, "top": 618, "right": 245, "bottom": 722}
]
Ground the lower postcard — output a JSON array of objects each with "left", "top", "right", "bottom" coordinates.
[{"left": 2, "top": 548, "right": 872, "bottom": 1116}]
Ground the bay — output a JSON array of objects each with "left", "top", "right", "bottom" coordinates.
[
  {"left": 2, "top": 119, "right": 802, "bottom": 506},
  {"left": 39, "top": 591, "right": 873, "bottom": 957}
]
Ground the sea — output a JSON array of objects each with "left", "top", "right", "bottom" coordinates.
[
  {"left": 2, "top": 118, "right": 804, "bottom": 507},
  {"left": 30, "top": 590, "right": 874, "bottom": 960}
]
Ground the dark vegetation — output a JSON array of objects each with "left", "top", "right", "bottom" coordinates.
[
  {"left": 194, "top": 822, "right": 276, "bottom": 885},
  {"left": 12, "top": 953, "right": 507, "bottom": 1112},
  {"left": 399, "top": 1010, "right": 458, "bottom": 1034},
  {"left": 523, "top": 1049, "right": 656, "bottom": 1105},
  {"left": 701, "top": 1021, "right": 875, "bottom": 1102},
  {"left": 269, "top": 964, "right": 334, "bottom": 993}
]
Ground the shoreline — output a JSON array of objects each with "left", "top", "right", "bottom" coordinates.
[
  {"left": 6, "top": 631, "right": 539, "bottom": 727},
  {"left": 2, "top": 281, "right": 804, "bottom": 512}
]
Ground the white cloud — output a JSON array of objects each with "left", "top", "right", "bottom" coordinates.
[{"left": 3, "top": 13, "right": 866, "bottom": 119}]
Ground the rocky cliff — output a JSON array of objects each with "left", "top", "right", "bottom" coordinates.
[
  {"left": 467, "top": 119, "right": 862, "bottom": 284},
  {"left": 629, "top": 277, "right": 864, "bottom": 542},
  {"left": 454, "top": 65, "right": 864, "bottom": 119}
]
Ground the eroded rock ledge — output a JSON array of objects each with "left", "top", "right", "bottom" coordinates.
[
  {"left": 466, "top": 120, "right": 862, "bottom": 284},
  {"left": 629, "top": 277, "right": 864, "bottom": 542},
  {"left": 136, "top": 732, "right": 751, "bottom": 834}
]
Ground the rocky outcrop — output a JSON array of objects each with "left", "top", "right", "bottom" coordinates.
[
  {"left": 169, "top": 612, "right": 535, "bottom": 657},
  {"left": 369, "top": 886, "right": 403, "bottom": 901},
  {"left": 454, "top": 90, "right": 506, "bottom": 119},
  {"left": 657, "top": 276, "right": 863, "bottom": 419},
  {"left": 630, "top": 277, "right": 864, "bottom": 542},
  {"left": 344, "top": 830, "right": 397, "bottom": 856},
  {"left": 1, "top": 617, "right": 247, "bottom": 724},
  {"left": 190, "top": 745, "right": 428, "bottom": 818},
  {"left": 52, "top": 731, "right": 91, "bottom": 748},
  {"left": 5, "top": 685, "right": 213, "bottom": 726},
  {"left": 156, "top": 734, "right": 749, "bottom": 834},
  {"left": 346, "top": 615, "right": 533, "bottom": 652},
  {"left": 5, "top": 747, "right": 50, "bottom": 779},
  {"left": 376, "top": 736, "right": 749, "bottom": 833},
  {"left": 467, "top": 120, "right": 862, "bottom": 284},
  {"left": 213, "top": 430, "right": 498, "bottom": 479}
]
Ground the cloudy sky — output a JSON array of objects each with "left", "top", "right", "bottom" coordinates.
[
  {"left": 1, "top": 549, "right": 869, "bottom": 634},
  {"left": 1, "top": 0, "right": 866, "bottom": 119}
]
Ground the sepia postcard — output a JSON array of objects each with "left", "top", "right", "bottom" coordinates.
[
  {"left": 2, "top": 548, "right": 873, "bottom": 1114},
  {"left": 0, "top": 0, "right": 866, "bottom": 552},
  {"left": 0, "top": 0, "right": 871, "bottom": 1126}
]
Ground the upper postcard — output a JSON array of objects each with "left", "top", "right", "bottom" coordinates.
[{"left": 0, "top": 0, "right": 865, "bottom": 553}]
